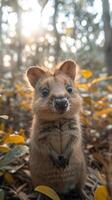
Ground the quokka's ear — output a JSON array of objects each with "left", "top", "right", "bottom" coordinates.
[
  {"left": 27, "top": 66, "right": 46, "bottom": 87},
  {"left": 56, "top": 60, "right": 77, "bottom": 80}
]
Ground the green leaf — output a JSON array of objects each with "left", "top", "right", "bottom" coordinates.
[
  {"left": 35, "top": 185, "right": 61, "bottom": 200},
  {"left": 0, "top": 145, "right": 28, "bottom": 170},
  {"left": 0, "top": 189, "right": 5, "bottom": 200}
]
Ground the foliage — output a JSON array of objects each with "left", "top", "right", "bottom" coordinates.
[
  {"left": 94, "top": 186, "right": 109, "bottom": 200},
  {"left": 0, "top": 80, "right": 32, "bottom": 131},
  {"left": 0, "top": 0, "right": 112, "bottom": 199},
  {"left": 35, "top": 185, "right": 61, "bottom": 200},
  {"left": 0, "top": 86, "right": 29, "bottom": 198},
  {"left": 0, "top": 68, "right": 112, "bottom": 199},
  {"left": 79, "top": 70, "right": 112, "bottom": 200}
]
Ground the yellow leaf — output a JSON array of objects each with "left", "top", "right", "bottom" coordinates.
[
  {"left": 7, "top": 127, "right": 13, "bottom": 134},
  {"left": 76, "top": 83, "right": 89, "bottom": 90},
  {"left": 81, "top": 69, "right": 93, "bottom": 78},
  {"left": 94, "top": 108, "right": 112, "bottom": 117},
  {"left": 4, "top": 172, "right": 14, "bottom": 184},
  {"left": 94, "top": 185, "right": 109, "bottom": 200},
  {"left": 0, "top": 130, "right": 5, "bottom": 135},
  {"left": 4, "top": 135, "right": 25, "bottom": 144},
  {"left": 0, "top": 145, "right": 10, "bottom": 153},
  {"left": 90, "top": 76, "right": 112, "bottom": 86},
  {"left": 83, "top": 96, "right": 93, "bottom": 105},
  {"left": 35, "top": 185, "right": 61, "bottom": 200}
]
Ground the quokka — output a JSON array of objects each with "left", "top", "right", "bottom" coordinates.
[{"left": 27, "top": 60, "right": 86, "bottom": 198}]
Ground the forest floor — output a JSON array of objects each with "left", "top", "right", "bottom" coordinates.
[
  {"left": 0, "top": 78, "right": 112, "bottom": 200},
  {"left": 1, "top": 127, "right": 111, "bottom": 200}
]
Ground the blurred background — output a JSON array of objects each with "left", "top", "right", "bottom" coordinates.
[
  {"left": 0, "top": 1, "right": 112, "bottom": 199},
  {"left": 0, "top": 0, "right": 112, "bottom": 132},
  {"left": 0, "top": 0, "right": 112, "bottom": 78}
]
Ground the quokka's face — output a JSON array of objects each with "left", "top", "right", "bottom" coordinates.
[{"left": 27, "top": 60, "right": 82, "bottom": 120}]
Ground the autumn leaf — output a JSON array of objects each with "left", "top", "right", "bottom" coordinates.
[
  {"left": 35, "top": 185, "right": 61, "bottom": 200},
  {"left": 0, "top": 130, "right": 5, "bottom": 135},
  {"left": 0, "top": 145, "right": 10, "bottom": 153},
  {"left": 4, "top": 171, "right": 14, "bottom": 184},
  {"left": 83, "top": 96, "right": 93, "bottom": 105},
  {"left": 0, "top": 115, "right": 8, "bottom": 120},
  {"left": 94, "top": 108, "right": 112, "bottom": 118},
  {"left": 4, "top": 135, "right": 25, "bottom": 144},
  {"left": 81, "top": 69, "right": 93, "bottom": 78},
  {"left": 94, "top": 185, "right": 109, "bottom": 200},
  {"left": 76, "top": 83, "right": 89, "bottom": 90},
  {"left": 90, "top": 76, "right": 112, "bottom": 86}
]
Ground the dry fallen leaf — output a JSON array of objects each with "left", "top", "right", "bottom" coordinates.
[
  {"left": 81, "top": 69, "right": 93, "bottom": 78},
  {"left": 0, "top": 115, "right": 8, "bottom": 120},
  {"left": 35, "top": 185, "right": 61, "bottom": 200},
  {"left": 94, "top": 185, "right": 109, "bottom": 200},
  {"left": 4, "top": 135, "right": 25, "bottom": 144}
]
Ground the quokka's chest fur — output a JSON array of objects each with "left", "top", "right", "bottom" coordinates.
[
  {"left": 30, "top": 117, "right": 85, "bottom": 193},
  {"left": 27, "top": 60, "right": 86, "bottom": 194},
  {"left": 33, "top": 118, "right": 81, "bottom": 153}
]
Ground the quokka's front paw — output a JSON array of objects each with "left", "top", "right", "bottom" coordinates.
[
  {"left": 49, "top": 146, "right": 71, "bottom": 168},
  {"left": 49, "top": 153, "right": 69, "bottom": 168},
  {"left": 73, "top": 189, "right": 90, "bottom": 200},
  {"left": 61, "top": 188, "right": 89, "bottom": 200}
]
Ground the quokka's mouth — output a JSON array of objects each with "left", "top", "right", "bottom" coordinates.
[
  {"left": 56, "top": 110, "right": 66, "bottom": 114},
  {"left": 53, "top": 104, "right": 70, "bottom": 114},
  {"left": 52, "top": 97, "right": 70, "bottom": 114},
  {"left": 55, "top": 108, "right": 68, "bottom": 114}
]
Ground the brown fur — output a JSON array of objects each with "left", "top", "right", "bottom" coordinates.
[{"left": 27, "top": 60, "right": 86, "bottom": 194}]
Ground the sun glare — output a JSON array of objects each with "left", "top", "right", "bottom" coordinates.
[
  {"left": 21, "top": 0, "right": 54, "bottom": 38},
  {"left": 22, "top": 11, "right": 41, "bottom": 37},
  {"left": 21, "top": 0, "right": 41, "bottom": 37}
]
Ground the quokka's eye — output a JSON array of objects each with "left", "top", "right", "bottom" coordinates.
[
  {"left": 66, "top": 85, "right": 73, "bottom": 94},
  {"left": 42, "top": 88, "right": 49, "bottom": 97}
]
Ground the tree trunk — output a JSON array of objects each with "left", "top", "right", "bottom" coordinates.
[
  {"left": 101, "top": 0, "right": 112, "bottom": 75},
  {"left": 53, "top": 0, "right": 60, "bottom": 64},
  {"left": 0, "top": 0, "right": 4, "bottom": 76},
  {"left": 16, "top": 2, "right": 22, "bottom": 69}
]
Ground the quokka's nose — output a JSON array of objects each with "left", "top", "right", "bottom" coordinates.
[{"left": 54, "top": 97, "right": 68, "bottom": 112}]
